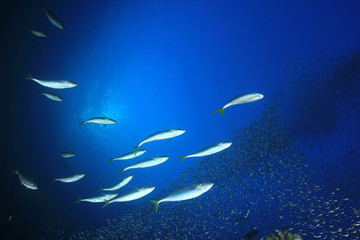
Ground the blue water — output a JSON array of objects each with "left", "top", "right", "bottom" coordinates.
[{"left": 2, "top": 0, "right": 360, "bottom": 239}]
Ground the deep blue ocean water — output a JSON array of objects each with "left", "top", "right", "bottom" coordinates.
[{"left": 1, "top": 0, "right": 360, "bottom": 239}]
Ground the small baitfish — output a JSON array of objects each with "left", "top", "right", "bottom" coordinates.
[
  {"left": 26, "top": 74, "right": 78, "bottom": 89},
  {"left": 52, "top": 173, "right": 85, "bottom": 183},
  {"left": 28, "top": 28, "right": 47, "bottom": 37},
  {"left": 120, "top": 156, "right": 169, "bottom": 175},
  {"left": 103, "top": 186, "right": 155, "bottom": 208},
  {"left": 79, "top": 114, "right": 117, "bottom": 127},
  {"left": 178, "top": 142, "right": 232, "bottom": 162},
  {"left": 13, "top": 169, "right": 38, "bottom": 190},
  {"left": 40, "top": 92, "right": 63, "bottom": 101},
  {"left": 212, "top": 92, "right": 264, "bottom": 116},
  {"left": 60, "top": 152, "right": 75, "bottom": 158},
  {"left": 151, "top": 183, "right": 214, "bottom": 213},
  {"left": 134, "top": 129, "right": 186, "bottom": 152},
  {"left": 99, "top": 175, "right": 134, "bottom": 192},
  {"left": 42, "top": 5, "right": 65, "bottom": 30},
  {"left": 76, "top": 193, "right": 118, "bottom": 204},
  {"left": 109, "top": 150, "right": 146, "bottom": 163}
]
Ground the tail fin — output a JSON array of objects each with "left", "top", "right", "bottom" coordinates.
[
  {"left": 25, "top": 73, "right": 33, "bottom": 80},
  {"left": 134, "top": 146, "right": 139, "bottom": 154},
  {"left": 178, "top": 156, "right": 186, "bottom": 163},
  {"left": 108, "top": 157, "right": 114, "bottom": 163},
  {"left": 75, "top": 198, "right": 82, "bottom": 203},
  {"left": 78, "top": 121, "right": 85, "bottom": 127},
  {"left": 12, "top": 169, "right": 19, "bottom": 175},
  {"left": 51, "top": 177, "right": 57, "bottom": 183},
  {"left": 120, "top": 169, "right": 124, "bottom": 177},
  {"left": 212, "top": 108, "right": 225, "bottom": 116},
  {"left": 102, "top": 200, "right": 110, "bottom": 208},
  {"left": 151, "top": 200, "right": 159, "bottom": 214},
  {"left": 98, "top": 186, "right": 103, "bottom": 192}
]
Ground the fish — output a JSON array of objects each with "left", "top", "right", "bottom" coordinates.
[
  {"left": 76, "top": 193, "right": 118, "bottom": 203},
  {"left": 12, "top": 169, "right": 38, "bottom": 190},
  {"left": 120, "top": 157, "right": 169, "bottom": 175},
  {"left": 103, "top": 186, "right": 155, "bottom": 207},
  {"left": 25, "top": 74, "right": 78, "bottom": 89},
  {"left": 41, "top": 5, "right": 64, "bottom": 30},
  {"left": 60, "top": 152, "right": 75, "bottom": 158},
  {"left": 234, "top": 216, "right": 250, "bottom": 223},
  {"left": 28, "top": 28, "right": 47, "bottom": 37},
  {"left": 212, "top": 92, "right": 264, "bottom": 116},
  {"left": 134, "top": 129, "right": 186, "bottom": 152},
  {"left": 150, "top": 183, "right": 214, "bottom": 213},
  {"left": 40, "top": 92, "right": 63, "bottom": 101},
  {"left": 79, "top": 114, "right": 117, "bottom": 127},
  {"left": 178, "top": 142, "right": 232, "bottom": 162},
  {"left": 99, "top": 175, "right": 134, "bottom": 192},
  {"left": 109, "top": 150, "right": 146, "bottom": 163},
  {"left": 243, "top": 228, "right": 260, "bottom": 239},
  {"left": 51, "top": 173, "right": 85, "bottom": 183}
]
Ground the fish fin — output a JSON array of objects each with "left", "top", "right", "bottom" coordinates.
[
  {"left": 78, "top": 121, "right": 85, "bottom": 127},
  {"left": 102, "top": 200, "right": 110, "bottom": 208},
  {"left": 120, "top": 202, "right": 128, "bottom": 207},
  {"left": 51, "top": 177, "right": 57, "bottom": 183},
  {"left": 98, "top": 186, "right": 103, "bottom": 192},
  {"left": 120, "top": 169, "right": 124, "bottom": 177},
  {"left": 134, "top": 146, "right": 139, "bottom": 154},
  {"left": 102, "top": 112, "right": 106, "bottom": 117},
  {"left": 103, "top": 124, "right": 106, "bottom": 128},
  {"left": 212, "top": 108, "right": 225, "bottom": 116},
  {"left": 12, "top": 169, "right": 19, "bottom": 175},
  {"left": 25, "top": 73, "right": 33, "bottom": 80},
  {"left": 178, "top": 156, "right": 186, "bottom": 163},
  {"left": 75, "top": 198, "right": 82, "bottom": 203},
  {"left": 108, "top": 157, "right": 114, "bottom": 163},
  {"left": 151, "top": 200, "right": 159, "bottom": 214}
]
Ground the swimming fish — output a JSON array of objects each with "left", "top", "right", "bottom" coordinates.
[
  {"left": 120, "top": 157, "right": 169, "bottom": 175},
  {"left": 12, "top": 169, "right": 38, "bottom": 190},
  {"left": 134, "top": 129, "right": 186, "bottom": 152},
  {"left": 60, "top": 152, "right": 75, "bottom": 158},
  {"left": 103, "top": 186, "right": 155, "bottom": 208},
  {"left": 28, "top": 28, "right": 47, "bottom": 37},
  {"left": 99, "top": 175, "right": 134, "bottom": 192},
  {"left": 26, "top": 74, "right": 78, "bottom": 89},
  {"left": 40, "top": 92, "right": 63, "bottom": 101},
  {"left": 109, "top": 150, "right": 146, "bottom": 163},
  {"left": 151, "top": 183, "right": 214, "bottom": 213},
  {"left": 41, "top": 5, "right": 64, "bottom": 30},
  {"left": 212, "top": 93, "right": 264, "bottom": 116},
  {"left": 79, "top": 114, "right": 116, "bottom": 127},
  {"left": 76, "top": 193, "right": 118, "bottom": 203},
  {"left": 178, "top": 142, "right": 232, "bottom": 162},
  {"left": 51, "top": 173, "right": 85, "bottom": 183}
]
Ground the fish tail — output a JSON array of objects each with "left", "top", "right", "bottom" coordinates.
[
  {"left": 78, "top": 121, "right": 85, "bottom": 127},
  {"left": 134, "top": 146, "right": 139, "bottom": 154},
  {"left": 25, "top": 73, "right": 33, "bottom": 80},
  {"left": 102, "top": 200, "right": 110, "bottom": 208},
  {"left": 75, "top": 198, "right": 82, "bottom": 203},
  {"left": 120, "top": 169, "right": 124, "bottom": 177},
  {"left": 108, "top": 157, "right": 114, "bottom": 163},
  {"left": 212, "top": 108, "right": 225, "bottom": 116},
  {"left": 98, "top": 186, "right": 103, "bottom": 192},
  {"left": 151, "top": 200, "right": 159, "bottom": 214},
  {"left": 178, "top": 156, "right": 186, "bottom": 163},
  {"left": 51, "top": 177, "right": 57, "bottom": 183}
]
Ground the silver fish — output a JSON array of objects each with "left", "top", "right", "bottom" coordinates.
[
  {"left": 103, "top": 186, "right": 155, "bottom": 207},
  {"left": 178, "top": 142, "right": 232, "bottom": 162},
  {"left": 28, "top": 28, "right": 47, "bottom": 37},
  {"left": 79, "top": 114, "right": 117, "bottom": 127},
  {"left": 109, "top": 150, "right": 146, "bottom": 163},
  {"left": 26, "top": 74, "right": 78, "bottom": 89},
  {"left": 40, "top": 92, "right": 63, "bottom": 101},
  {"left": 135, "top": 129, "right": 186, "bottom": 152},
  {"left": 76, "top": 193, "right": 118, "bottom": 203},
  {"left": 13, "top": 169, "right": 38, "bottom": 190},
  {"left": 99, "top": 175, "right": 134, "bottom": 192},
  {"left": 52, "top": 173, "right": 85, "bottom": 183},
  {"left": 151, "top": 183, "right": 213, "bottom": 213},
  {"left": 60, "top": 152, "right": 75, "bottom": 158},
  {"left": 120, "top": 156, "right": 169, "bottom": 175},
  {"left": 42, "top": 5, "right": 64, "bottom": 30},
  {"left": 212, "top": 93, "right": 264, "bottom": 116}
]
